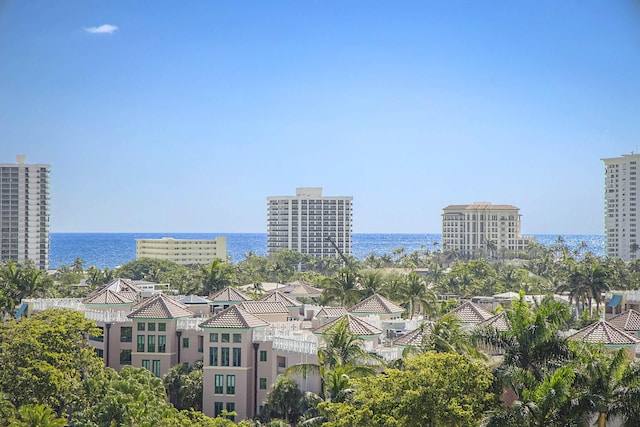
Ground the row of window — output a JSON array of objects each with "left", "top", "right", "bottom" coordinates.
[
  {"left": 137, "top": 335, "right": 166, "bottom": 353},
  {"left": 137, "top": 322, "right": 166, "bottom": 332},
  {"left": 210, "top": 333, "right": 242, "bottom": 343},
  {"left": 214, "top": 374, "right": 236, "bottom": 394},
  {"left": 142, "top": 359, "right": 161, "bottom": 377},
  {"left": 209, "top": 347, "right": 242, "bottom": 366}
]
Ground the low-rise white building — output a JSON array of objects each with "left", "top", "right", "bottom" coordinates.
[{"left": 136, "top": 237, "right": 227, "bottom": 265}]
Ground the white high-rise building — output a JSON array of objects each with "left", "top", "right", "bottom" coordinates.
[
  {"left": 0, "top": 155, "right": 50, "bottom": 270},
  {"left": 267, "top": 187, "right": 352, "bottom": 259},
  {"left": 602, "top": 153, "right": 640, "bottom": 261},
  {"left": 442, "top": 202, "right": 533, "bottom": 258}
]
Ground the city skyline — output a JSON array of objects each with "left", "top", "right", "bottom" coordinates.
[{"left": 2, "top": 1, "right": 638, "bottom": 234}]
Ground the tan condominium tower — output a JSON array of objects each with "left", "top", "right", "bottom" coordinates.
[
  {"left": 442, "top": 202, "right": 533, "bottom": 258},
  {"left": 267, "top": 187, "right": 352, "bottom": 259},
  {"left": 0, "top": 155, "right": 50, "bottom": 270},
  {"left": 602, "top": 153, "right": 640, "bottom": 261},
  {"left": 136, "top": 237, "right": 227, "bottom": 265}
]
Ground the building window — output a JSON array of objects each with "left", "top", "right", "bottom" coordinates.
[
  {"left": 260, "top": 378, "right": 267, "bottom": 389},
  {"left": 232, "top": 348, "right": 241, "bottom": 366},
  {"left": 152, "top": 360, "right": 160, "bottom": 377},
  {"left": 158, "top": 335, "right": 166, "bottom": 353},
  {"left": 226, "top": 375, "right": 236, "bottom": 395},
  {"left": 226, "top": 402, "right": 235, "bottom": 421},
  {"left": 214, "top": 374, "right": 224, "bottom": 394},
  {"left": 137, "top": 335, "right": 145, "bottom": 352},
  {"left": 198, "top": 336, "right": 204, "bottom": 353},
  {"left": 221, "top": 348, "right": 230, "bottom": 366},
  {"left": 233, "top": 333, "right": 242, "bottom": 343},
  {"left": 137, "top": 323, "right": 145, "bottom": 331},
  {"left": 221, "top": 333, "right": 230, "bottom": 343},
  {"left": 158, "top": 323, "right": 166, "bottom": 332},
  {"left": 209, "top": 347, "right": 218, "bottom": 366},
  {"left": 120, "top": 349, "right": 132, "bottom": 365},
  {"left": 142, "top": 359, "right": 150, "bottom": 370},
  {"left": 214, "top": 402, "right": 224, "bottom": 417},
  {"left": 120, "top": 327, "right": 132, "bottom": 342},
  {"left": 148, "top": 335, "right": 155, "bottom": 353},
  {"left": 210, "top": 333, "right": 218, "bottom": 342},
  {"left": 95, "top": 348, "right": 104, "bottom": 358},
  {"left": 260, "top": 350, "right": 267, "bottom": 362},
  {"left": 148, "top": 323, "right": 156, "bottom": 332},
  {"left": 182, "top": 337, "right": 189, "bottom": 348}
]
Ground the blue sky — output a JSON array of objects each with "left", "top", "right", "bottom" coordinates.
[{"left": 1, "top": 1, "right": 638, "bottom": 234}]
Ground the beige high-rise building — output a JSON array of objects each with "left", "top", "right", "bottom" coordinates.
[
  {"left": 0, "top": 155, "right": 50, "bottom": 270},
  {"left": 136, "top": 237, "right": 227, "bottom": 265},
  {"left": 267, "top": 187, "right": 352, "bottom": 259},
  {"left": 442, "top": 202, "right": 533, "bottom": 258},
  {"left": 602, "top": 153, "right": 640, "bottom": 261}
]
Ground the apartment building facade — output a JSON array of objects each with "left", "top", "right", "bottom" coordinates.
[
  {"left": 602, "top": 153, "right": 640, "bottom": 261},
  {"left": 267, "top": 187, "right": 352, "bottom": 259},
  {"left": 442, "top": 202, "right": 533, "bottom": 258},
  {"left": 136, "top": 237, "right": 227, "bottom": 265},
  {"left": 0, "top": 155, "right": 50, "bottom": 270}
]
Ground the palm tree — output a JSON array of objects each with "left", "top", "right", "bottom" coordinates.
[
  {"left": 322, "top": 268, "right": 362, "bottom": 307},
  {"left": 475, "top": 293, "right": 572, "bottom": 381},
  {"left": 485, "top": 239, "right": 498, "bottom": 260},
  {"left": 485, "top": 366, "right": 578, "bottom": 427},
  {"left": 398, "top": 272, "right": 436, "bottom": 320},
  {"left": 12, "top": 404, "right": 67, "bottom": 427},
  {"left": 71, "top": 257, "right": 85, "bottom": 274},
  {"left": 201, "top": 258, "right": 235, "bottom": 294},
  {"left": 423, "top": 313, "right": 483, "bottom": 358},
  {"left": 286, "top": 318, "right": 380, "bottom": 402},
  {"left": 263, "top": 376, "right": 304, "bottom": 423},
  {"left": 574, "top": 346, "right": 640, "bottom": 427},
  {"left": 359, "top": 271, "right": 384, "bottom": 297}
]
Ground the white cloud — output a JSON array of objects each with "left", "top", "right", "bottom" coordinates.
[{"left": 85, "top": 24, "right": 118, "bottom": 34}]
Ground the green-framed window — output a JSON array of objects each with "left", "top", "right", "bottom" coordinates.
[
  {"left": 226, "top": 375, "right": 235, "bottom": 395},
  {"left": 214, "top": 374, "right": 224, "bottom": 394}
]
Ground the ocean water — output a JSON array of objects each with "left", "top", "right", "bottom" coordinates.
[{"left": 48, "top": 233, "right": 605, "bottom": 270}]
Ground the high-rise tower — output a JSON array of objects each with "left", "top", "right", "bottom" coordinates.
[
  {"left": 267, "top": 187, "right": 352, "bottom": 259},
  {"left": 0, "top": 155, "right": 50, "bottom": 270},
  {"left": 602, "top": 153, "right": 640, "bottom": 261}
]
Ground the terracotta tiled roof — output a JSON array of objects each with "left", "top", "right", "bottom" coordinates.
[
  {"left": 83, "top": 289, "right": 136, "bottom": 305},
  {"left": 85, "top": 278, "right": 143, "bottom": 300},
  {"left": 349, "top": 294, "right": 405, "bottom": 315},
  {"left": 177, "top": 295, "right": 212, "bottom": 304},
  {"left": 208, "top": 286, "right": 253, "bottom": 303},
  {"left": 259, "top": 291, "right": 302, "bottom": 307},
  {"left": 449, "top": 302, "right": 494, "bottom": 324},
  {"left": 568, "top": 320, "right": 640, "bottom": 345},
  {"left": 608, "top": 309, "right": 640, "bottom": 331},
  {"left": 239, "top": 301, "right": 289, "bottom": 314},
  {"left": 395, "top": 322, "right": 434, "bottom": 347},
  {"left": 312, "top": 314, "right": 382, "bottom": 337},
  {"left": 477, "top": 312, "right": 510, "bottom": 332},
  {"left": 281, "top": 281, "right": 323, "bottom": 297},
  {"left": 199, "top": 305, "right": 269, "bottom": 329},
  {"left": 316, "top": 307, "right": 348, "bottom": 318},
  {"left": 127, "top": 293, "right": 194, "bottom": 319}
]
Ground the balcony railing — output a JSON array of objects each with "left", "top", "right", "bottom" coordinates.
[
  {"left": 84, "top": 310, "right": 130, "bottom": 323},
  {"left": 177, "top": 317, "right": 203, "bottom": 331},
  {"left": 23, "top": 298, "right": 85, "bottom": 312}
]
